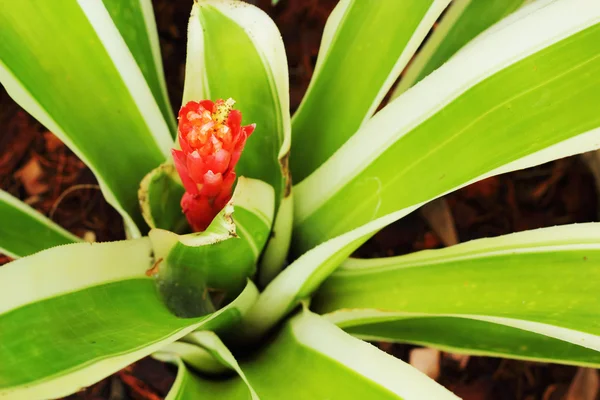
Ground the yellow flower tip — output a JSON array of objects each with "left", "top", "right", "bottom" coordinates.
[{"left": 214, "top": 98, "right": 236, "bottom": 124}]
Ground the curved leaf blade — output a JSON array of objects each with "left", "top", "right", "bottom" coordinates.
[
  {"left": 156, "top": 331, "right": 259, "bottom": 399},
  {"left": 294, "top": 0, "right": 600, "bottom": 253},
  {"left": 101, "top": 0, "right": 176, "bottom": 133},
  {"left": 0, "top": 0, "right": 174, "bottom": 234},
  {"left": 257, "top": 193, "right": 293, "bottom": 287},
  {"left": 313, "top": 224, "right": 600, "bottom": 366},
  {"left": 0, "top": 239, "right": 258, "bottom": 399},
  {"left": 0, "top": 190, "right": 79, "bottom": 258},
  {"left": 392, "top": 0, "right": 527, "bottom": 97},
  {"left": 157, "top": 355, "right": 250, "bottom": 400},
  {"left": 149, "top": 177, "right": 274, "bottom": 317},
  {"left": 290, "top": 0, "right": 451, "bottom": 182},
  {"left": 159, "top": 342, "right": 231, "bottom": 376},
  {"left": 237, "top": 205, "right": 412, "bottom": 341},
  {"left": 163, "top": 310, "right": 458, "bottom": 400},
  {"left": 138, "top": 162, "right": 188, "bottom": 233},
  {"left": 162, "top": 358, "right": 207, "bottom": 400},
  {"left": 328, "top": 314, "right": 600, "bottom": 367}
]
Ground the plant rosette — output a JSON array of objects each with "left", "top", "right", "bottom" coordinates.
[{"left": 1, "top": 0, "right": 600, "bottom": 399}]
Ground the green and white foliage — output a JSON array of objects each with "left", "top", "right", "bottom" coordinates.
[{"left": 0, "top": 0, "right": 599, "bottom": 399}]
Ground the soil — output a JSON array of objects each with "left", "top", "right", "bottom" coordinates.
[{"left": 1, "top": 0, "right": 598, "bottom": 399}]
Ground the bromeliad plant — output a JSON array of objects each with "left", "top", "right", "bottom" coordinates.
[{"left": 1, "top": 0, "right": 600, "bottom": 398}]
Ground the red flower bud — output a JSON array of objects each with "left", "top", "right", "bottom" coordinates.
[{"left": 172, "top": 99, "right": 254, "bottom": 231}]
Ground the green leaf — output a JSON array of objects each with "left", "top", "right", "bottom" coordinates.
[
  {"left": 157, "top": 331, "right": 259, "bottom": 399},
  {"left": 159, "top": 342, "right": 230, "bottom": 376},
  {"left": 185, "top": 0, "right": 293, "bottom": 283},
  {"left": 0, "top": 189, "right": 80, "bottom": 258},
  {"left": 294, "top": 0, "right": 600, "bottom": 253},
  {"left": 290, "top": 0, "right": 451, "bottom": 182},
  {"left": 257, "top": 193, "right": 293, "bottom": 288},
  {"left": 157, "top": 356, "right": 251, "bottom": 400},
  {"left": 313, "top": 224, "right": 600, "bottom": 367},
  {"left": 183, "top": 331, "right": 259, "bottom": 399},
  {"left": 161, "top": 310, "right": 458, "bottom": 399},
  {"left": 392, "top": 0, "right": 527, "bottom": 98},
  {"left": 0, "top": 238, "right": 258, "bottom": 399},
  {"left": 101, "top": 0, "right": 176, "bottom": 133},
  {"left": 0, "top": 0, "right": 174, "bottom": 235},
  {"left": 138, "top": 162, "right": 187, "bottom": 233},
  {"left": 327, "top": 315, "right": 600, "bottom": 368},
  {"left": 235, "top": 206, "right": 407, "bottom": 341},
  {"left": 150, "top": 177, "right": 274, "bottom": 317}
]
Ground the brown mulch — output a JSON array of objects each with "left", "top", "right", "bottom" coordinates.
[
  {"left": 63, "top": 359, "right": 174, "bottom": 400},
  {"left": 1, "top": 0, "right": 598, "bottom": 399}
]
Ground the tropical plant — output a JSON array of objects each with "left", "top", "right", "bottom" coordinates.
[{"left": 1, "top": 0, "right": 600, "bottom": 398}]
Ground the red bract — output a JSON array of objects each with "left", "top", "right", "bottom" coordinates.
[{"left": 172, "top": 98, "right": 254, "bottom": 232}]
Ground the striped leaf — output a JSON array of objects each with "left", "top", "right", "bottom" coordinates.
[
  {"left": 101, "top": 0, "right": 176, "bottom": 133},
  {"left": 392, "top": 0, "right": 527, "bottom": 97},
  {"left": 0, "top": 190, "right": 79, "bottom": 258},
  {"left": 156, "top": 331, "right": 258, "bottom": 399},
  {"left": 160, "top": 310, "right": 458, "bottom": 399},
  {"left": 314, "top": 224, "right": 600, "bottom": 366},
  {"left": 0, "top": 0, "right": 174, "bottom": 235},
  {"left": 294, "top": 0, "right": 600, "bottom": 253},
  {"left": 290, "top": 0, "right": 451, "bottom": 182},
  {"left": 237, "top": 203, "right": 416, "bottom": 341},
  {"left": 0, "top": 238, "right": 258, "bottom": 399},
  {"left": 250, "top": 0, "right": 600, "bottom": 336}
]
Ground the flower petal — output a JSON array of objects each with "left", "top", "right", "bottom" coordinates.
[
  {"left": 172, "top": 149, "right": 199, "bottom": 194},
  {"left": 181, "top": 193, "right": 213, "bottom": 231},
  {"left": 215, "top": 172, "right": 236, "bottom": 211},
  {"left": 227, "top": 109, "right": 242, "bottom": 134},
  {"left": 178, "top": 100, "right": 199, "bottom": 120},
  {"left": 207, "top": 149, "right": 231, "bottom": 174},
  {"left": 186, "top": 150, "right": 207, "bottom": 184},
  {"left": 200, "top": 100, "right": 215, "bottom": 113},
  {"left": 200, "top": 170, "right": 223, "bottom": 197},
  {"left": 178, "top": 131, "right": 193, "bottom": 154},
  {"left": 242, "top": 123, "right": 256, "bottom": 137}
]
